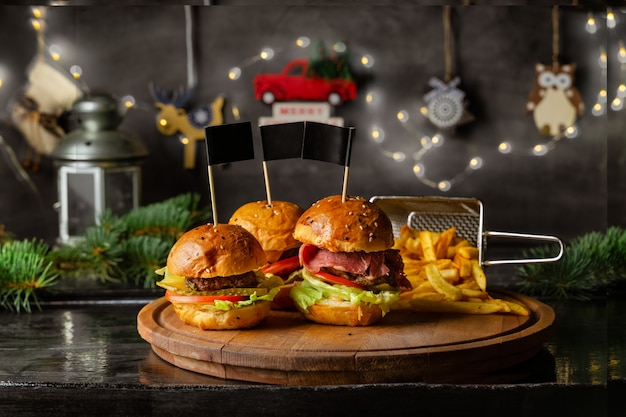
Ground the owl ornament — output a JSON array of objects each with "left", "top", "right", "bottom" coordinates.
[
  {"left": 526, "top": 63, "right": 584, "bottom": 136},
  {"left": 423, "top": 76, "right": 473, "bottom": 131}
]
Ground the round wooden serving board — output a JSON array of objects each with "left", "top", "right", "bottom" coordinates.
[{"left": 137, "top": 289, "right": 554, "bottom": 385}]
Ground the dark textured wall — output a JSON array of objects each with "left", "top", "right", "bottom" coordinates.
[{"left": 0, "top": 5, "right": 623, "bottom": 248}]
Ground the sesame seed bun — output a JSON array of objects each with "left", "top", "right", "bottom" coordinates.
[
  {"left": 229, "top": 200, "right": 304, "bottom": 263},
  {"left": 166, "top": 223, "right": 267, "bottom": 279},
  {"left": 293, "top": 195, "right": 394, "bottom": 253}
]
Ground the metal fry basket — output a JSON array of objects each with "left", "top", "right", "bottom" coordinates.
[{"left": 370, "top": 196, "right": 563, "bottom": 267}]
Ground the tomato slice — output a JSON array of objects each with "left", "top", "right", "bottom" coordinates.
[
  {"left": 262, "top": 255, "right": 301, "bottom": 276},
  {"left": 314, "top": 271, "right": 364, "bottom": 289},
  {"left": 165, "top": 289, "right": 247, "bottom": 304}
]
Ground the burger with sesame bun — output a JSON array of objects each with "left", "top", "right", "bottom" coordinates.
[
  {"left": 155, "top": 223, "right": 280, "bottom": 330},
  {"left": 290, "top": 195, "right": 410, "bottom": 326},
  {"left": 229, "top": 200, "right": 305, "bottom": 310}
]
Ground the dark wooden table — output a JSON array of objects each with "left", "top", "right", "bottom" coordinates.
[{"left": 0, "top": 285, "right": 623, "bottom": 417}]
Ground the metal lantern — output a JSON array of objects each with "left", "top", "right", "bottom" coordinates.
[{"left": 51, "top": 92, "right": 148, "bottom": 245}]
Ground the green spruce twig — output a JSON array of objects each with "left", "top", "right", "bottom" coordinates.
[
  {"left": 50, "top": 192, "right": 210, "bottom": 288},
  {"left": 121, "top": 235, "right": 174, "bottom": 288},
  {"left": 0, "top": 239, "right": 58, "bottom": 312},
  {"left": 516, "top": 226, "right": 626, "bottom": 300}
]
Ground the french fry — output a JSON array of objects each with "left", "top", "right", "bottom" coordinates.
[
  {"left": 471, "top": 259, "right": 487, "bottom": 291},
  {"left": 460, "top": 288, "right": 488, "bottom": 299},
  {"left": 457, "top": 246, "right": 479, "bottom": 259},
  {"left": 425, "top": 264, "right": 462, "bottom": 301},
  {"left": 393, "top": 225, "right": 528, "bottom": 316},
  {"left": 403, "top": 299, "right": 503, "bottom": 315},
  {"left": 447, "top": 239, "right": 472, "bottom": 258},
  {"left": 502, "top": 300, "right": 530, "bottom": 316},
  {"left": 435, "top": 227, "right": 456, "bottom": 259},
  {"left": 453, "top": 254, "right": 473, "bottom": 278},
  {"left": 419, "top": 231, "right": 437, "bottom": 261},
  {"left": 440, "top": 268, "right": 460, "bottom": 282}
]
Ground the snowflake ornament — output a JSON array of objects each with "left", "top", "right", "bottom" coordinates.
[{"left": 423, "top": 76, "right": 472, "bottom": 130}]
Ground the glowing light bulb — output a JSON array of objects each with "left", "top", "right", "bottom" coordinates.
[
  {"left": 371, "top": 126, "right": 384, "bottom": 143},
  {"left": 180, "top": 137, "right": 190, "bottom": 145},
  {"left": 498, "top": 142, "right": 512, "bottom": 154},
  {"left": 607, "top": 10, "right": 616, "bottom": 29},
  {"left": 420, "top": 136, "right": 432, "bottom": 149},
  {"left": 69, "top": 65, "right": 82, "bottom": 79},
  {"left": 598, "top": 89, "right": 607, "bottom": 103},
  {"left": 565, "top": 126, "right": 578, "bottom": 138},
  {"left": 361, "top": 54, "right": 374, "bottom": 68},
  {"left": 31, "top": 7, "right": 42, "bottom": 19},
  {"left": 365, "top": 91, "right": 376, "bottom": 104},
  {"left": 533, "top": 144, "right": 548, "bottom": 156},
  {"left": 469, "top": 157, "right": 483, "bottom": 170},
  {"left": 392, "top": 152, "right": 406, "bottom": 162},
  {"left": 618, "top": 44, "right": 626, "bottom": 64},
  {"left": 413, "top": 163, "right": 425, "bottom": 177},
  {"left": 611, "top": 97, "right": 623, "bottom": 111},
  {"left": 592, "top": 102, "right": 604, "bottom": 116},
  {"left": 599, "top": 51, "right": 607, "bottom": 69},
  {"left": 48, "top": 45, "right": 62, "bottom": 61},
  {"left": 295, "top": 37, "right": 310, "bottom": 48},
  {"left": 259, "top": 48, "right": 274, "bottom": 60},
  {"left": 431, "top": 134, "right": 444, "bottom": 147},
  {"left": 122, "top": 95, "right": 135, "bottom": 109},
  {"left": 228, "top": 67, "right": 241, "bottom": 80},
  {"left": 397, "top": 110, "right": 409, "bottom": 122},
  {"left": 617, "top": 84, "right": 626, "bottom": 98},
  {"left": 419, "top": 106, "right": 429, "bottom": 116},
  {"left": 585, "top": 15, "right": 597, "bottom": 34},
  {"left": 31, "top": 18, "right": 42, "bottom": 31},
  {"left": 159, "top": 118, "right": 167, "bottom": 127},
  {"left": 438, "top": 181, "right": 451, "bottom": 192}
]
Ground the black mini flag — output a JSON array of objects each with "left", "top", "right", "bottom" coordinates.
[
  {"left": 259, "top": 122, "right": 305, "bottom": 161},
  {"left": 302, "top": 121, "right": 355, "bottom": 167},
  {"left": 205, "top": 121, "right": 255, "bottom": 166}
]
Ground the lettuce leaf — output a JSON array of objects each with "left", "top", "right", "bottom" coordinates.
[
  {"left": 212, "top": 287, "right": 280, "bottom": 311},
  {"left": 290, "top": 269, "right": 400, "bottom": 315}
]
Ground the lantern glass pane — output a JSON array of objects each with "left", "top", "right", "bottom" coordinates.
[
  {"left": 104, "top": 168, "right": 138, "bottom": 216},
  {"left": 66, "top": 172, "right": 97, "bottom": 237}
]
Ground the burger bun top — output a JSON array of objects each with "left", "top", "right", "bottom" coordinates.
[
  {"left": 293, "top": 195, "right": 394, "bottom": 253},
  {"left": 166, "top": 223, "right": 267, "bottom": 279},
  {"left": 229, "top": 200, "right": 304, "bottom": 262}
]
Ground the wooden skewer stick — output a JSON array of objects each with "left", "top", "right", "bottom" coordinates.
[
  {"left": 262, "top": 160, "right": 273, "bottom": 206},
  {"left": 341, "top": 165, "right": 350, "bottom": 203},
  {"left": 207, "top": 165, "right": 218, "bottom": 225}
]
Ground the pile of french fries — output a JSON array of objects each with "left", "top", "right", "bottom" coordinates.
[{"left": 392, "top": 225, "right": 529, "bottom": 316}]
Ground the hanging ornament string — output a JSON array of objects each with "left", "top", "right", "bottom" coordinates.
[
  {"left": 552, "top": 5, "right": 560, "bottom": 71},
  {"left": 35, "top": 7, "right": 46, "bottom": 63},
  {"left": 443, "top": 5, "right": 453, "bottom": 83}
]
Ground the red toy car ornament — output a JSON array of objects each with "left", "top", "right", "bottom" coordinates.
[{"left": 253, "top": 59, "right": 357, "bottom": 106}]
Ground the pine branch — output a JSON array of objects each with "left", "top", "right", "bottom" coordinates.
[
  {"left": 120, "top": 235, "right": 174, "bottom": 288},
  {"left": 516, "top": 227, "right": 626, "bottom": 300},
  {"left": 0, "top": 239, "right": 58, "bottom": 312},
  {"left": 50, "top": 192, "right": 210, "bottom": 287}
]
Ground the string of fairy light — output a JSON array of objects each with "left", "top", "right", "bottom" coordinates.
[
  {"left": 223, "top": 9, "right": 624, "bottom": 192},
  {"left": 1, "top": 7, "right": 624, "bottom": 194},
  {"left": 375, "top": 8, "right": 624, "bottom": 192}
]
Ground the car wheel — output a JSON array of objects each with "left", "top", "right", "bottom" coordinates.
[
  {"left": 262, "top": 91, "right": 276, "bottom": 105},
  {"left": 328, "top": 92, "right": 342, "bottom": 106}
]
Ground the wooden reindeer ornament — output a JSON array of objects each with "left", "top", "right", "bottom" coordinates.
[{"left": 149, "top": 83, "right": 224, "bottom": 169}]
